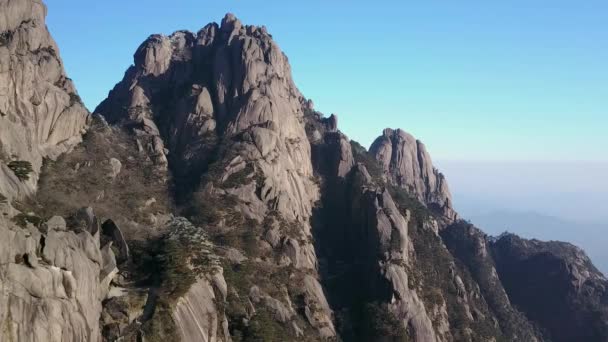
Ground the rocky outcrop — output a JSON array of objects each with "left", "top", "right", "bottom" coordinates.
[
  {"left": 441, "top": 221, "right": 544, "bottom": 341},
  {"left": 95, "top": 14, "right": 318, "bottom": 220},
  {"left": 0, "top": 211, "right": 116, "bottom": 342},
  {"left": 101, "top": 219, "right": 129, "bottom": 264},
  {"left": 95, "top": 13, "right": 334, "bottom": 339},
  {"left": 307, "top": 115, "right": 440, "bottom": 340},
  {"left": 490, "top": 233, "right": 608, "bottom": 342},
  {"left": 370, "top": 128, "right": 457, "bottom": 222},
  {"left": 0, "top": 0, "right": 89, "bottom": 200},
  {"left": 307, "top": 109, "right": 549, "bottom": 341},
  {"left": 173, "top": 268, "right": 230, "bottom": 342},
  {"left": 350, "top": 170, "right": 438, "bottom": 342}
]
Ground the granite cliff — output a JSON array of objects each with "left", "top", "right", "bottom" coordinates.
[
  {"left": 0, "top": 0, "right": 89, "bottom": 200},
  {"left": 1, "top": 2, "right": 607, "bottom": 342}
]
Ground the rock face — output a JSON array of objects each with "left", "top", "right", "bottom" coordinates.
[
  {"left": 173, "top": 276, "right": 230, "bottom": 342},
  {"left": 0, "top": 211, "right": 116, "bottom": 342},
  {"left": 370, "top": 128, "right": 457, "bottom": 222},
  {"left": 95, "top": 14, "right": 318, "bottom": 222},
  {"left": 490, "top": 234, "right": 608, "bottom": 342},
  {"left": 350, "top": 176, "right": 438, "bottom": 342},
  {"left": 441, "top": 222, "right": 544, "bottom": 341},
  {"left": 0, "top": 0, "right": 89, "bottom": 200},
  {"left": 101, "top": 219, "right": 129, "bottom": 263},
  {"left": 95, "top": 13, "right": 334, "bottom": 340},
  {"left": 306, "top": 115, "right": 538, "bottom": 341}
]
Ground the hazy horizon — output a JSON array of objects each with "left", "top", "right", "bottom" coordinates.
[
  {"left": 437, "top": 160, "right": 608, "bottom": 224},
  {"left": 438, "top": 159, "right": 608, "bottom": 273}
]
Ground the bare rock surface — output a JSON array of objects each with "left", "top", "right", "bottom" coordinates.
[
  {"left": 370, "top": 128, "right": 457, "bottom": 222},
  {"left": 95, "top": 13, "right": 319, "bottom": 223},
  {"left": 0, "top": 0, "right": 89, "bottom": 200},
  {"left": 0, "top": 211, "right": 116, "bottom": 342},
  {"left": 173, "top": 276, "right": 230, "bottom": 342}
]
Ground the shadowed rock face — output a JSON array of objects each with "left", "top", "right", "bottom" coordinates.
[
  {"left": 490, "top": 233, "right": 608, "bottom": 342},
  {"left": 307, "top": 116, "right": 544, "bottom": 341},
  {"left": 0, "top": 0, "right": 89, "bottom": 199},
  {"left": 370, "top": 128, "right": 457, "bottom": 223},
  {"left": 441, "top": 222, "right": 544, "bottom": 341}
]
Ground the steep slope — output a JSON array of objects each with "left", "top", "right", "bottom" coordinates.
[
  {"left": 306, "top": 111, "right": 544, "bottom": 342},
  {"left": 490, "top": 233, "right": 608, "bottom": 342},
  {"left": 441, "top": 222, "right": 545, "bottom": 341},
  {"left": 5, "top": 4, "right": 608, "bottom": 342},
  {"left": 370, "top": 128, "right": 457, "bottom": 223},
  {"left": 0, "top": 0, "right": 89, "bottom": 199},
  {"left": 0, "top": 3, "right": 109, "bottom": 340},
  {"left": 95, "top": 13, "right": 335, "bottom": 340},
  {"left": 0, "top": 207, "right": 117, "bottom": 342}
]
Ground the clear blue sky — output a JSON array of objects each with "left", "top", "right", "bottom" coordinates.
[{"left": 46, "top": 0, "right": 607, "bottom": 162}]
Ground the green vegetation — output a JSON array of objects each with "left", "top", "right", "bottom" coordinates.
[
  {"left": 34, "top": 118, "right": 172, "bottom": 236},
  {"left": 129, "top": 218, "right": 218, "bottom": 341},
  {"left": 222, "top": 163, "right": 255, "bottom": 189},
  {"left": 0, "top": 30, "right": 13, "bottom": 46},
  {"left": 69, "top": 92, "right": 83, "bottom": 106},
  {"left": 388, "top": 185, "right": 433, "bottom": 223},
  {"left": 441, "top": 221, "right": 541, "bottom": 341},
  {"left": 12, "top": 213, "right": 43, "bottom": 228},
  {"left": 388, "top": 185, "right": 503, "bottom": 341},
  {"left": 8, "top": 160, "right": 33, "bottom": 181},
  {"left": 350, "top": 140, "right": 385, "bottom": 183},
  {"left": 362, "top": 303, "right": 411, "bottom": 342},
  {"left": 338, "top": 302, "right": 411, "bottom": 342},
  {"left": 221, "top": 261, "right": 299, "bottom": 342},
  {"left": 141, "top": 302, "right": 178, "bottom": 342},
  {"left": 244, "top": 309, "right": 290, "bottom": 342}
]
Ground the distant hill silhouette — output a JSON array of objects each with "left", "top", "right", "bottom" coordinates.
[{"left": 470, "top": 210, "right": 608, "bottom": 274}]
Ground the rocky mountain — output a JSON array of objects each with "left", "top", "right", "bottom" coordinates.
[
  {"left": 490, "top": 233, "right": 608, "bottom": 342},
  {"left": 1, "top": 2, "right": 607, "bottom": 341},
  {"left": 370, "top": 128, "right": 457, "bottom": 222},
  {"left": 0, "top": 0, "right": 89, "bottom": 199}
]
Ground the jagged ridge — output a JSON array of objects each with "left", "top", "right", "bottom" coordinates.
[{"left": 1, "top": 5, "right": 607, "bottom": 342}]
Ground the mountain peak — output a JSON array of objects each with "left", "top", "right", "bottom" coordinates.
[
  {"left": 220, "top": 12, "right": 242, "bottom": 32},
  {"left": 370, "top": 127, "right": 457, "bottom": 222}
]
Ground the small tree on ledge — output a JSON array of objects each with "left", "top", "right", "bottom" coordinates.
[{"left": 8, "top": 160, "right": 33, "bottom": 181}]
